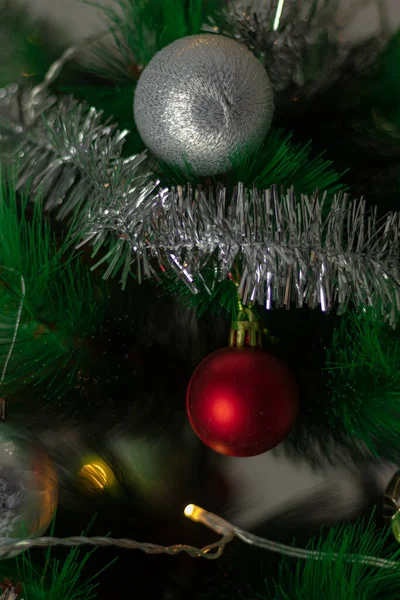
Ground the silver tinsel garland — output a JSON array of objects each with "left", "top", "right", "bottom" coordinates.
[
  {"left": 0, "top": 82, "right": 399, "bottom": 320},
  {"left": 0, "top": 83, "right": 152, "bottom": 218},
  {"left": 81, "top": 184, "right": 400, "bottom": 323}
]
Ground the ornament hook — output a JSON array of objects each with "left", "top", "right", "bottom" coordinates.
[{"left": 229, "top": 305, "right": 262, "bottom": 348}]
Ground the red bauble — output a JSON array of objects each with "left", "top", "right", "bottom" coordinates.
[{"left": 186, "top": 347, "right": 299, "bottom": 457}]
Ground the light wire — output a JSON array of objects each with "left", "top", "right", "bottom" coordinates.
[{"left": 0, "top": 504, "right": 397, "bottom": 569}]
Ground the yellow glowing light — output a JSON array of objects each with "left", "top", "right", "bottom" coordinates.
[
  {"left": 184, "top": 504, "right": 206, "bottom": 523},
  {"left": 184, "top": 505, "right": 234, "bottom": 540},
  {"left": 79, "top": 460, "right": 115, "bottom": 491},
  {"left": 184, "top": 504, "right": 195, "bottom": 516}
]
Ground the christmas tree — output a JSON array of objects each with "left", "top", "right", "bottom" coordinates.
[{"left": 1, "top": 0, "right": 400, "bottom": 597}]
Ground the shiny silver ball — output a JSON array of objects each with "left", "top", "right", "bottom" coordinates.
[
  {"left": 0, "top": 423, "right": 58, "bottom": 558},
  {"left": 134, "top": 34, "right": 274, "bottom": 176}
]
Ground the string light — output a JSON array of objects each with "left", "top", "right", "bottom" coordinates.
[
  {"left": 79, "top": 460, "right": 115, "bottom": 491},
  {"left": 0, "top": 504, "right": 397, "bottom": 569}
]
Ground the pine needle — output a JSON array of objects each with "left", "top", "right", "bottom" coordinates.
[
  {"left": 155, "top": 128, "right": 345, "bottom": 196},
  {"left": 84, "top": 0, "right": 224, "bottom": 75},
  {"left": 0, "top": 172, "right": 107, "bottom": 399},
  {"left": 12, "top": 523, "right": 117, "bottom": 600},
  {"left": 264, "top": 514, "right": 400, "bottom": 600},
  {"left": 0, "top": 0, "right": 64, "bottom": 88},
  {"left": 326, "top": 310, "right": 400, "bottom": 460},
  {"left": 228, "top": 128, "right": 346, "bottom": 194},
  {"left": 165, "top": 269, "right": 239, "bottom": 317}
]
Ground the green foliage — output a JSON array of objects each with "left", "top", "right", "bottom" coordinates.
[
  {"left": 0, "top": 0, "right": 64, "bottom": 88},
  {"left": 156, "top": 129, "right": 347, "bottom": 197},
  {"left": 1, "top": 519, "right": 117, "bottom": 600},
  {"left": 0, "top": 172, "right": 107, "bottom": 399},
  {"left": 228, "top": 129, "right": 347, "bottom": 194},
  {"left": 166, "top": 269, "right": 239, "bottom": 318},
  {"left": 361, "top": 30, "right": 400, "bottom": 139},
  {"left": 18, "top": 547, "right": 115, "bottom": 600},
  {"left": 326, "top": 310, "right": 400, "bottom": 459},
  {"left": 85, "top": 0, "right": 224, "bottom": 73},
  {"left": 263, "top": 515, "right": 400, "bottom": 600}
]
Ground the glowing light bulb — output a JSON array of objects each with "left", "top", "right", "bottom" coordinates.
[
  {"left": 184, "top": 504, "right": 195, "bottom": 517},
  {"left": 184, "top": 504, "right": 208, "bottom": 524},
  {"left": 79, "top": 460, "right": 115, "bottom": 491}
]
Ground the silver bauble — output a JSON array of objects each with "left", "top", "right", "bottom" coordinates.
[
  {"left": 0, "top": 423, "right": 58, "bottom": 558},
  {"left": 134, "top": 34, "right": 274, "bottom": 176}
]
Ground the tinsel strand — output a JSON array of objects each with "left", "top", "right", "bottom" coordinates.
[
  {"left": 79, "top": 183, "right": 400, "bottom": 323},
  {"left": 204, "top": 0, "right": 386, "bottom": 92},
  {"left": 0, "top": 86, "right": 399, "bottom": 319}
]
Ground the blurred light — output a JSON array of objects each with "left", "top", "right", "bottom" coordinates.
[
  {"left": 79, "top": 460, "right": 115, "bottom": 491},
  {"left": 273, "top": 0, "right": 285, "bottom": 31}
]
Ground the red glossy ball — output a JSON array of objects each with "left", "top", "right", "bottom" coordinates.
[{"left": 186, "top": 347, "right": 299, "bottom": 457}]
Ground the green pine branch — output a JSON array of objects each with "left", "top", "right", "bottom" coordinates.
[
  {"left": 350, "top": 30, "right": 400, "bottom": 144},
  {"left": 326, "top": 309, "right": 400, "bottom": 459},
  {"left": 157, "top": 128, "right": 346, "bottom": 195},
  {"left": 264, "top": 514, "right": 400, "bottom": 600},
  {"left": 83, "top": 0, "right": 225, "bottom": 77},
  {"left": 228, "top": 129, "right": 346, "bottom": 193},
  {"left": 165, "top": 268, "right": 239, "bottom": 318},
  {"left": 0, "top": 172, "right": 107, "bottom": 399},
  {"left": 65, "top": 0, "right": 226, "bottom": 128},
  {"left": 0, "top": 0, "right": 66, "bottom": 89},
  {"left": 18, "top": 547, "right": 116, "bottom": 600},
  {"left": 0, "top": 519, "right": 118, "bottom": 600}
]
